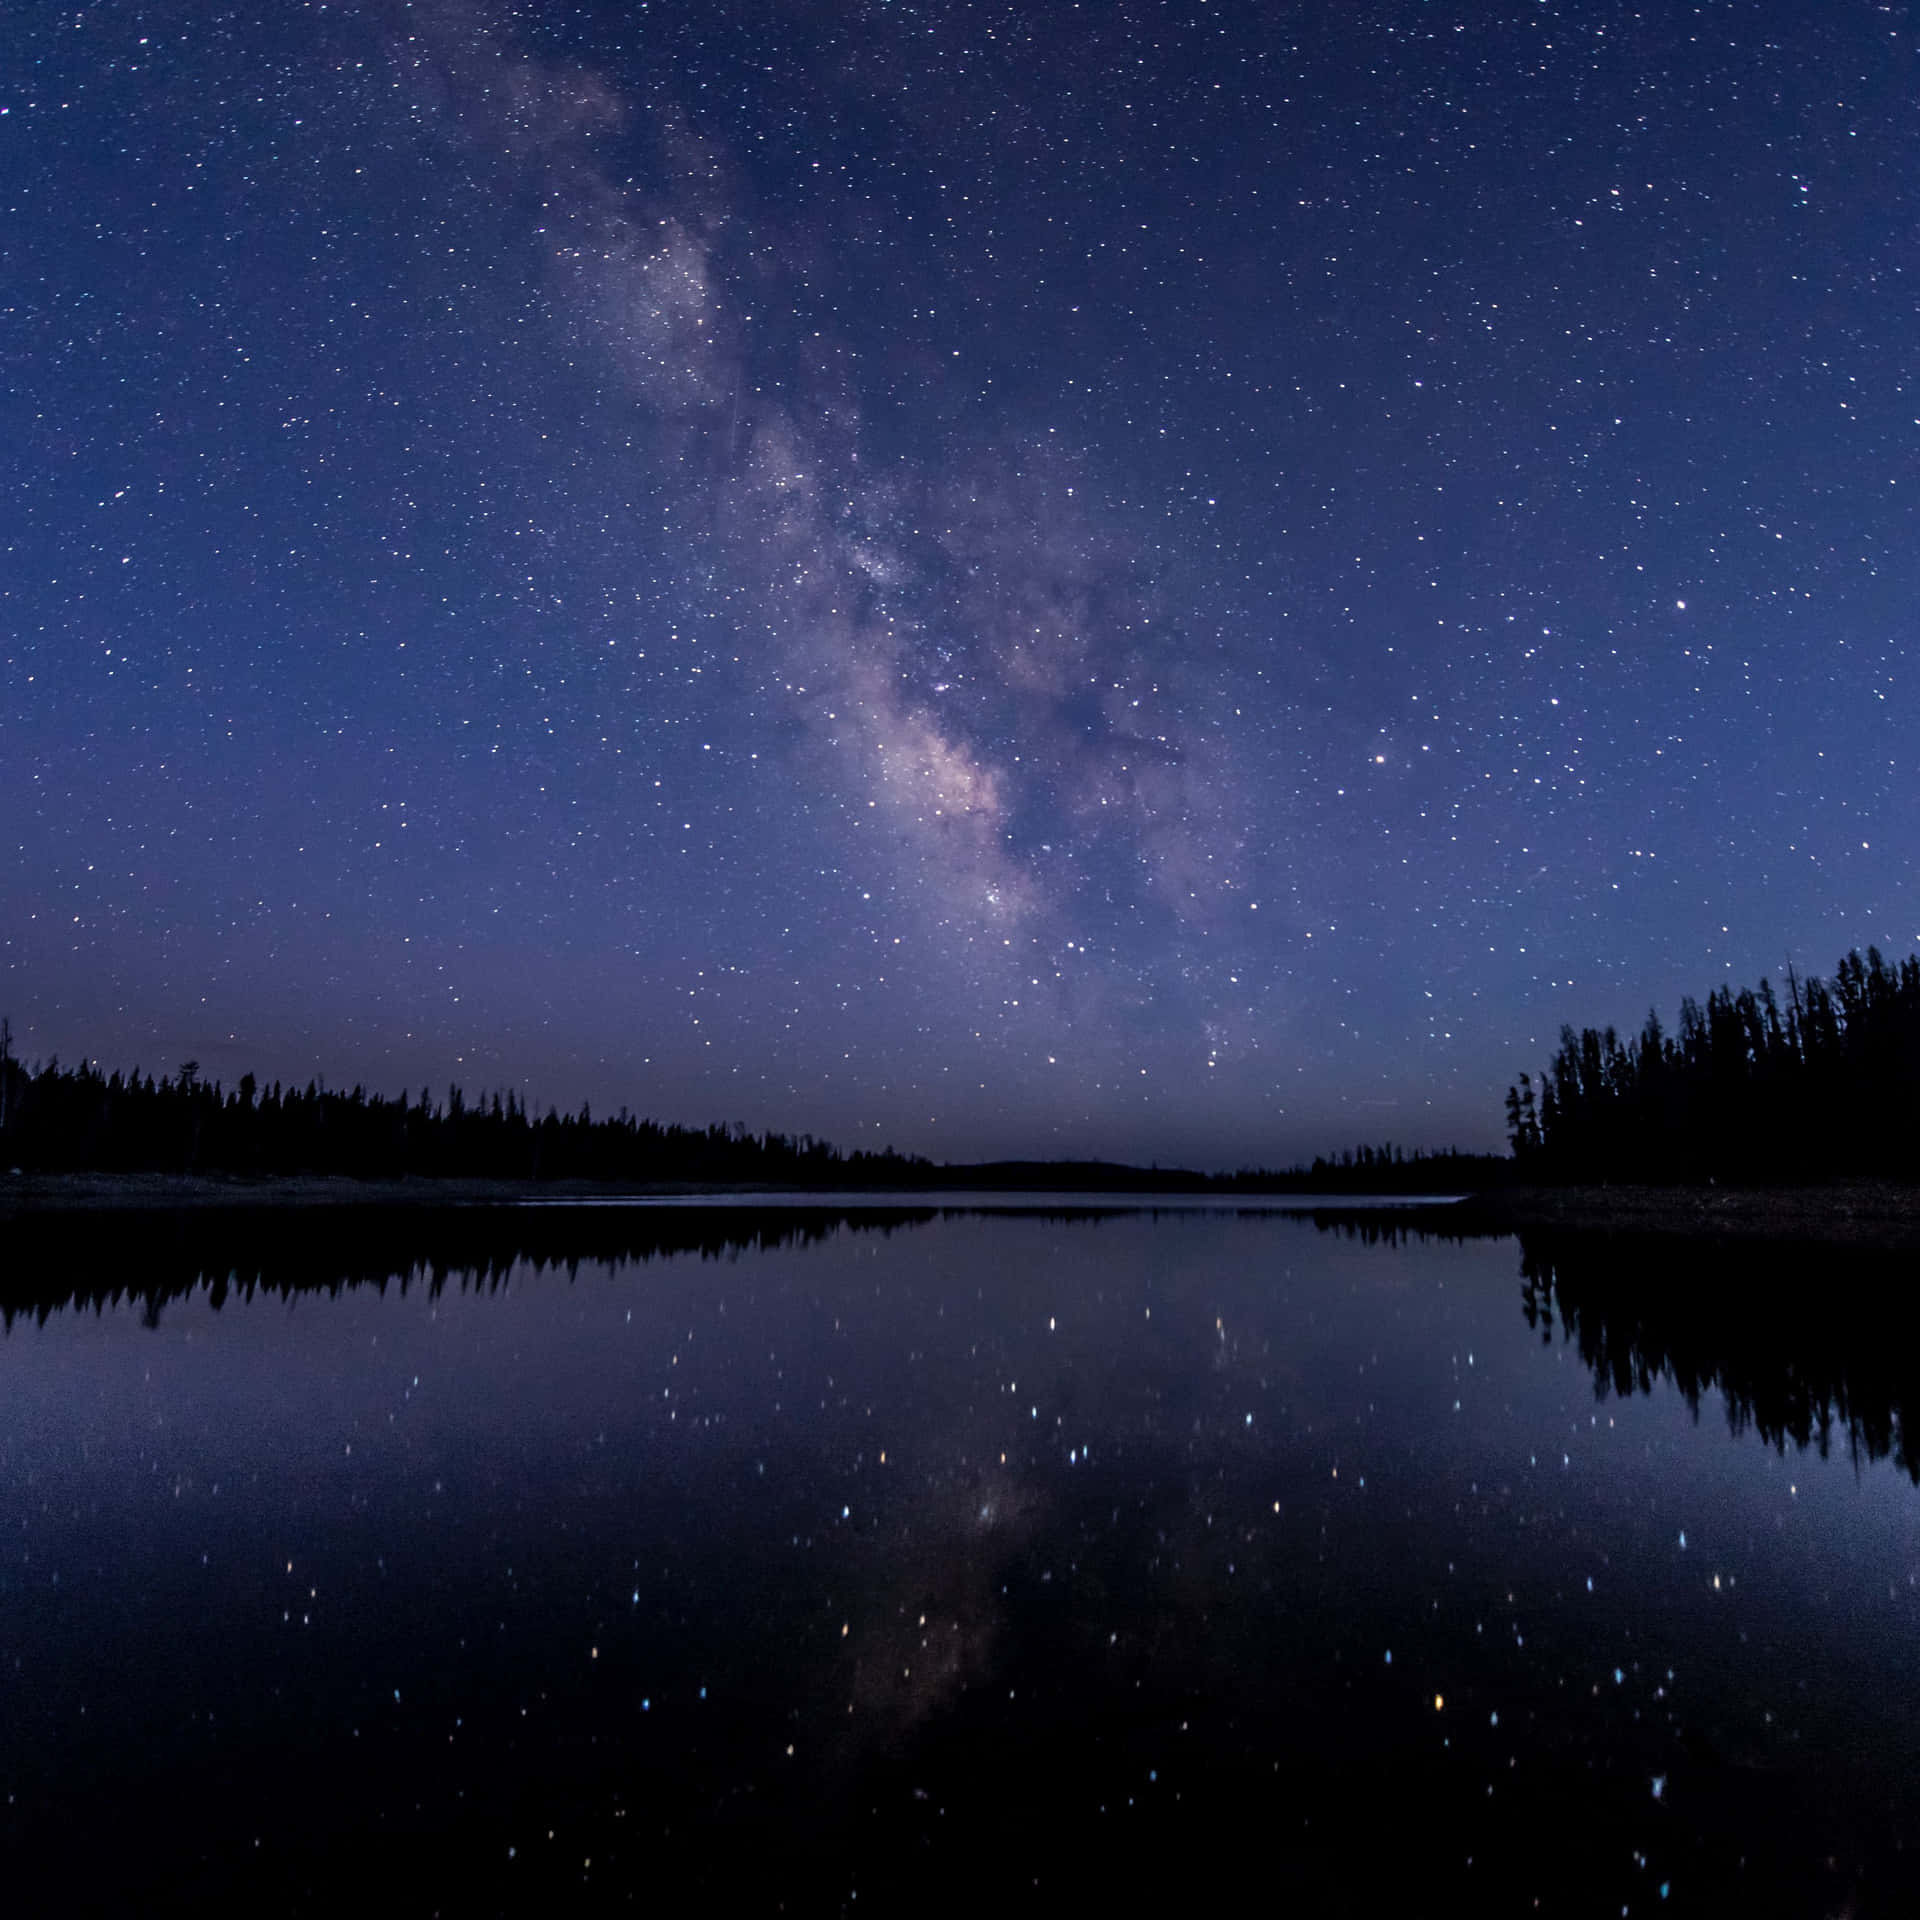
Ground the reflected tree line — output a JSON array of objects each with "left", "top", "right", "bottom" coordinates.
[
  {"left": 0, "top": 1200, "right": 1280, "bottom": 1329},
  {"left": 1519, "top": 1230, "right": 1920, "bottom": 1480},
  {"left": 10, "top": 1197, "right": 1917, "bottom": 1488},
  {"left": 1506, "top": 946, "right": 1920, "bottom": 1181},
  {"left": 1308, "top": 1212, "right": 1920, "bottom": 1479},
  {"left": 0, "top": 1203, "right": 940, "bottom": 1330}
]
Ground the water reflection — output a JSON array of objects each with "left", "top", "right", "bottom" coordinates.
[
  {"left": 3, "top": 1201, "right": 1918, "bottom": 1912},
  {"left": 1513, "top": 1229, "right": 1920, "bottom": 1482},
  {"left": 0, "top": 1200, "right": 1297, "bottom": 1328},
  {"left": 0, "top": 1201, "right": 942, "bottom": 1328},
  {"left": 1304, "top": 1208, "right": 1920, "bottom": 1483},
  {"left": 10, "top": 1200, "right": 1919, "bottom": 1486}
]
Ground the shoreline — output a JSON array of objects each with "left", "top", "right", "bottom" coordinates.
[
  {"left": 0, "top": 1171, "right": 809, "bottom": 1212},
  {"left": 1418, "top": 1180, "right": 1920, "bottom": 1251},
  {"left": 3, "top": 1170, "right": 1919, "bottom": 1247},
  {"left": 0, "top": 1170, "right": 1447, "bottom": 1216}
]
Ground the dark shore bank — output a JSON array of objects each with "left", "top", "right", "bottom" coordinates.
[{"left": 1423, "top": 1180, "right": 1920, "bottom": 1251}]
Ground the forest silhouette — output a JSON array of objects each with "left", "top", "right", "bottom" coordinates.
[
  {"left": 11, "top": 943, "right": 1913, "bottom": 1194},
  {"left": 0, "top": 1044, "right": 923, "bottom": 1187},
  {"left": 0, "top": 1018, "right": 1502, "bottom": 1193},
  {"left": 1507, "top": 945, "right": 1920, "bottom": 1183}
]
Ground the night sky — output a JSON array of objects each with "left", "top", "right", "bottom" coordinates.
[{"left": 4, "top": 0, "right": 1915, "bottom": 1167}]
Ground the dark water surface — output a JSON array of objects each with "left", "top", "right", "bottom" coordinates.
[{"left": 3, "top": 1203, "right": 1917, "bottom": 1914}]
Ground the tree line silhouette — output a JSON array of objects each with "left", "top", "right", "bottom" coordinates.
[
  {"left": 0, "top": 1046, "right": 935, "bottom": 1186},
  {"left": 1506, "top": 946, "right": 1920, "bottom": 1183},
  {"left": 1288, "top": 1142, "right": 1511, "bottom": 1193},
  {"left": 0, "top": 1016, "right": 1510, "bottom": 1193}
]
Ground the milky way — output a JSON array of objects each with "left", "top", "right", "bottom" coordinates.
[
  {"left": 3, "top": 0, "right": 1914, "bottom": 1163},
  {"left": 411, "top": 4, "right": 1258, "bottom": 970}
]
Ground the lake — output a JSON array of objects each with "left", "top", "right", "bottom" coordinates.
[{"left": 3, "top": 1200, "right": 1917, "bottom": 1913}]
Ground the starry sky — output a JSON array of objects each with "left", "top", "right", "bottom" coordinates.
[{"left": 3, "top": 0, "right": 1915, "bottom": 1168}]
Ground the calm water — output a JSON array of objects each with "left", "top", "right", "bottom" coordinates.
[{"left": 3, "top": 1202, "right": 1917, "bottom": 1914}]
